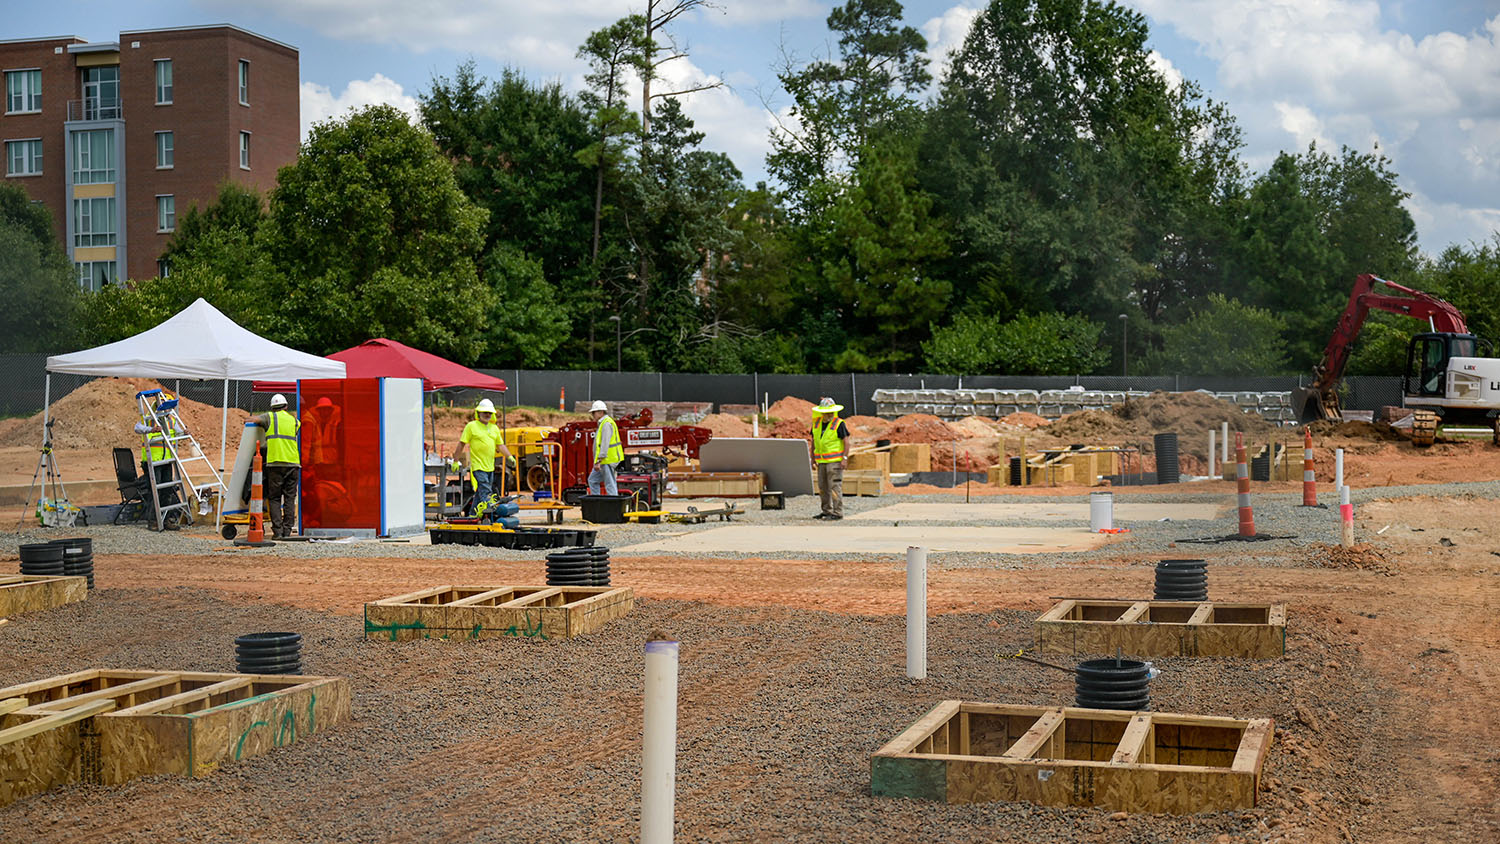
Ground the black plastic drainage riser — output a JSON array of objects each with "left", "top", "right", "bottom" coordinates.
[
  {"left": 235, "top": 632, "right": 303, "bottom": 675},
  {"left": 18, "top": 543, "right": 64, "bottom": 576},
  {"left": 1154, "top": 558, "right": 1208, "bottom": 601},
  {"left": 1250, "top": 451, "right": 1271, "bottom": 482},
  {"left": 49, "top": 537, "right": 94, "bottom": 589},
  {"left": 546, "top": 546, "right": 610, "bottom": 587},
  {"left": 1153, "top": 433, "right": 1180, "bottom": 485},
  {"left": 1075, "top": 658, "right": 1151, "bottom": 711},
  {"left": 1008, "top": 456, "right": 1024, "bottom": 486}
]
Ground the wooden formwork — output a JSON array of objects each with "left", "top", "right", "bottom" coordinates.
[
  {"left": 0, "top": 669, "right": 350, "bottom": 808},
  {"left": 0, "top": 574, "right": 87, "bottom": 618},
  {"left": 872, "top": 701, "right": 1273, "bottom": 813},
  {"left": 363, "top": 585, "right": 634, "bottom": 642},
  {"left": 1035, "top": 600, "right": 1286, "bottom": 659}
]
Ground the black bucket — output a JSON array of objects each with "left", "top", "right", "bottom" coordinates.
[
  {"left": 49, "top": 537, "right": 94, "bottom": 589},
  {"left": 1153, "top": 433, "right": 1179, "bottom": 484},
  {"left": 1075, "top": 658, "right": 1151, "bottom": 711},
  {"left": 18, "top": 542, "right": 64, "bottom": 576},
  {"left": 1154, "top": 558, "right": 1208, "bottom": 601},
  {"left": 235, "top": 632, "right": 303, "bottom": 675},
  {"left": 580, "top": 495, "right": 630, "bottom": 524}
]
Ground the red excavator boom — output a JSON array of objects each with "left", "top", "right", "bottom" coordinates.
[{"left": 1301, "top": 274, "right": 1469, "bottom": 421}]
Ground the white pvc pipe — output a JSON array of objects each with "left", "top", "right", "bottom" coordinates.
[
  {"left": 907, "top": 546, "right": 928, "bottom": 680},
  {"left": 752, "top": 415, "right": 759, "bottom": 437},
  {"left": 1221, "top": 422, "right": 1229, "bottom": 463},
  {"left": 1335, "top": 449, "right": 1344, "bottom": 491},
  {"left": 1208, "top": 430, "right": 1216, "bottom": 477},
  {"left": 41, "top": 373, "right": 50, "bottom": 440},
  {"left": 642, "top": 638, "right": 679, "bottom": 844}
]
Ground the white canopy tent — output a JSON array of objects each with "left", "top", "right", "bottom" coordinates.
[{"left": 44, "top": 298, "right": 347, "bottom": 479}]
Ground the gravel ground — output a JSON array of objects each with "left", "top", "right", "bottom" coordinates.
[
  {"left": 0, "top": 588, "right": 1395, "bottom": 844},
  {"left": 7, "top": 482, "right": 1500, "bottom": 572}
]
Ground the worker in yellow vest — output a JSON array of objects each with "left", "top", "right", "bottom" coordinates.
[
  {"left": 136, "top": 392, "right": 182, "bottom": 530},
  {"left": 588, "top": 400, "right": 624, "bottom": 495},
  {"left": 452, "top": 398, "right": 515, "bottom": 513},
  {"left": 811, "top": 397, "right": 850, "bottom": 520},
  {"left": 252, "top": 394, "right": 301, "bottom": 539}
]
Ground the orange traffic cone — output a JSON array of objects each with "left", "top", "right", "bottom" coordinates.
[
  {"left": 1300, "top": 428, "right": 1319, "bottom": 507},
  {"left": 1235, "top": 432, "right": 1255, "bottom": 538},
  {"left": 234, "top": 450, "right": 276, "bottom": 547}
]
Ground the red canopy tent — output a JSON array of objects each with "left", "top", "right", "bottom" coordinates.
[{"left": 255, "top": 339, "right": 506, "bottom": 393}]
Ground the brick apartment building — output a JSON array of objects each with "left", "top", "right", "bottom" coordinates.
[{"left": 1, "top": 24, "right": 297, "bottom": 288}]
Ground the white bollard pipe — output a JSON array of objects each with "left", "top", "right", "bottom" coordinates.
[
  {"left": 752, "top": 415, "right": 759, "bottom": 437},
  {"left": 906, "top": 546, "right": 927, "bottom": 680},
  {"left": 1208, "top": 430, "right": 1216, "bottom": 477},
  {"left": 1221, "top": 422, "right": 1229, "bottom": 463},
  {"left": 1335, "top": 449, "right": 1344, "bottom": 492},
  {"left": 642, "top": 637, "right": 679, "bottom": 844}
]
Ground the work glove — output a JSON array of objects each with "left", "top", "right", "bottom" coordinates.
[
  {"left": 133, "top": 423, "right": 150, "bottom": 434},
  {"left": 507, "top": 454, "right": 518, "bottom": 467},
  {"left": 449, "top": 460, "right": 462, "bottom": 473}
]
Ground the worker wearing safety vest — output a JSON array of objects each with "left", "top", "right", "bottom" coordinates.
[
  {"left": 137, "top": 392, "right": 182, "bottom": 530},
  {"left": 588, "top": 400, "right": 624, "bottom": 496},
  {"left": 811, "top": 397, "right": 850, "bottom": 520},
  {"left": 252, "top": 394, "right": 301, "bottom": 539},
  {"left": 452, "top": 398, "right": 515, "bottom": 514}
]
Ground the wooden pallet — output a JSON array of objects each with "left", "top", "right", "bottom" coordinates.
[
  {"left": 363, "top": 585, "right": 634, "bottom": 642},
  {"left": 872, "top": 701, "right": 1273, "bottom": 813},
  {"left": 0, "top": 669, "right": 349, "bottom": 808},
  {"left": 1036, "top": 600, "right": 1286, "bottom": 659},
  {"left": 0, "top": 574, "right": 87, "bottom": 618}
]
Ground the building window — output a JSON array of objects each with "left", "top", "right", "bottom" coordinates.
[
  {"left": 5, "top": 139, "right": 42, "bottom": 176},
  {"left": 155, "top": 59, "right": 173, "bottom": 104},
  {"left": 157, "top": 258, "right": 171, "bottom": 278},
  {"left": 238, "top": 60, "right": 249, "bottom": 105},
  {"left": 82, "top": 66, "right": 120, "bottom": 120},
  {"left": 72, "top": 128, "right": 116, "bottom": 184},
  {"left": 72, "top": 197, "right": 117, "bottom": 247},
  {"left": 157, "top": 195, "right": 175, "bottom": 232},
  {"left": 5, "top": 69, "right": 42, "bottom": 114},
  {"left": 155, "top": 131, "right": 173, "bottom": 168},
  {"left": 75, "top": 261, "right": 117, "bottom": 292},
  {"left": 239, "top": 131, "right": 250, "bottom": 169}
]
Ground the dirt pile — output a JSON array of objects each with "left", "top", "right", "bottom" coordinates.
[
  {"left": 1307, "top": 542, "right": 1398, "bottom": 576},
  {"left": 696, "top": 413, "right": 754, "bottom": 438},
  {"left": 843, "top": 415, "right": 891, "bottom": 440},
  {"left": 1047, "top": 391, "right": 1279, "bottom": 455},
  {"left": 767, "top": 396, "right": 816, "bottom": 419},
  {"left": 950, "top": 416, "right": 1002, "bottom": 439},
  {"left": 0, "top": 378, "right": 251, "bottom": 453},
  {"left": 883, "top": 414, "right": 961, "bottom": 445},
  {"left": 999, "top": 411, "right": 1050, "bottom": 429},
  {"left": 1306, "top": 420, "right": 1403, "bottom": 441}
]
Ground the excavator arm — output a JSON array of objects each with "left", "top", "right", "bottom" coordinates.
[{"left": 1299, "top": 274, "right": 1470, "bottom": 421}]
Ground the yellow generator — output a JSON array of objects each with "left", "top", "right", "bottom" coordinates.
[{"left": 500, "top": 426, "right": 556, "bottom": 493}]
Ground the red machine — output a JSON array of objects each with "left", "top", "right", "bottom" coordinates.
[{"left": 543, "top": 408, "right": 712, "bottom": 506}]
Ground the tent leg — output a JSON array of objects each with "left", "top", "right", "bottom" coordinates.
[
  {"left": 41, "top": 373, "right": 50, "bottom": 440},
  {"left": 218, "top": 379, "right": 229, "bottom": 534}
]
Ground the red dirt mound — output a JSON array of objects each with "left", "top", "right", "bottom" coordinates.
[
  {"left": 0, "top": 378, "right": 250, "bottom": 453},
  {"left": 999, "top": 411, "right": 1050, "bottom": 429},
  {"left": 696, "top": 413, "right": 754, "bottom": 438},
  {"left": 884, "top": 414, "right": 961, "bottom": 445},
  {"left": 767, "top": 396, "right": 816, "bottom": 420}
]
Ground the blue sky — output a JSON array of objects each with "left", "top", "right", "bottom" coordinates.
[{"left": 15, "top": 1, "right": 1500, "bottom": 255}]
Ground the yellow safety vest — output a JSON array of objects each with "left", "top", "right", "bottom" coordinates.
[
  {"left": 142, "top": 421, "right": 177, "bottom": 464},
  {"left": 266, "top": 409, "right": 301, "bottom": 465},
  {"left": 595, "top": 415, "right": 624, "bottom": 465},
  {"left": 812, "top": 415, "right": 845, "bottom": 463},
  {"left": 461, "top": 418, "right": 502, "bottom": 472}
]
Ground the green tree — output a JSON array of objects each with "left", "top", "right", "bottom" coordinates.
[
  {"left": 0, "top": 209, "right": 78, "bottom": 353},
  {"left": 75, "top": 263, "right": 255, "bottom": 346},
  {"left": 924, "top": 311, "right": 1109, "bottom": 375},
  {"left": 159, "top": 181, "right": 266, "bottom": 288},
  {"left": 477, "top": 245, "right": 570, "bottom": 367},
  {"left": 257, "top": 105, "right": 491, "bottom": 362},
  {"left": 1142, "top": 294, "right": 1287, "bottom": 375}
]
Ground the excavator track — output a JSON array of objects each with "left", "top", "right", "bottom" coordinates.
[{"left": 1409, "top": 410, "right": 1438, "bottom": 447}]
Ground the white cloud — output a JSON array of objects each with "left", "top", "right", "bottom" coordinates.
[
  {"left": 1147, "top": 50, "right": 1184, "bottom": 92},
  {"left": 299, "top": 74, "right": 420, "bottom": 139},
  {"left": 717, "top": 0, "right": 824, "bottom": 25},
  {"left": 1127, "top": 1, "right": 1500, "bottom": 253},
  {"left": 921, "top": 4, "right": 981, "bottom": 85},
  {"left": 635, "top": 56, "right": 779, "bottom": 179}
]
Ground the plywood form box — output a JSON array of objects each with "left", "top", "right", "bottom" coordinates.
[
  {"left": 846, "top": 451, "right": 891, "bottom": 478},
  {"left": 364, "top": 585, "right": 634, "bottom": 641},
  {"left": 665, "top": 472, "right": 765, "bottom": 498},
  {"left": 0, "top": 669, "right": 349, "bottom": 808},
  {"left": 889, "top": 443, "right": 931, "bottom": 474},
  {"left": 815, "top": 469, "right": 884, "bottom": 497},
  {"left": 1036, "top": 600, "right": 1286, "bottom": 659},
  {"left": 872, "top": 701, "right": 1273, "bottom": 813},
  {"left": 0, "top": 574, "right": 87, "bottom": 617}
]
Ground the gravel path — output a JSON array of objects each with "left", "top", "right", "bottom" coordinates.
[{"left": 0, "top": 588, "right": 1397, "bottom": 844}]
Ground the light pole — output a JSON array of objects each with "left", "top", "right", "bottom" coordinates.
[
  {"left": 609, "top": 315, "right": 622, "bottom": 372},
  {"left": 1118, "top": 313, "right": 1128, "bottom": 377}
]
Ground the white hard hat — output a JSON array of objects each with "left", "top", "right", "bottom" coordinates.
[
  {"left": 590, "top": 400, "right": 608, "bottom": 413},
  {"left": 476, "top": 398, "right": 496, "bottom": 414},
  {"left": 270, "top": 394, "right": 288, "bottom": 408}
]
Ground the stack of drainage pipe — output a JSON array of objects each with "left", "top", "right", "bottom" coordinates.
[
  {"left": 235, "top": 632, "right": 303, "bottom": 674},
  {"left": 50, "top": 537, "right": 94, "bottom": 589},
  {"left": 1075, "top": 657, "right": 1151, "bottom": 711},
  {"left": 546, "top": 546, "right": 611, "bottom": 586},
  {"left": 18, "top": 543, "right": 64, "bottom": 577},
  {"left": 1154, "top": 559, "right": 1208, "bottom": 601}
]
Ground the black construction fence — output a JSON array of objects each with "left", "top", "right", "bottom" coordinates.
[{"left": 0, "top": 352, "right": 1405, "bottom": 422}]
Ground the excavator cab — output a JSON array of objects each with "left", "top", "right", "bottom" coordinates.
[{"left": 1404, "top": 333, "right": 1488, "bottom": 398}]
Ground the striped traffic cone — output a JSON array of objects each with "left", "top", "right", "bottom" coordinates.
[
  {"left": 1301, "top": 428, "right": 1318, "bottom": 507},
  {"left": 1236, "top": 433, "right": 1256, "bottom": 537},
  {"left": 234, "top": 450, "right": 276, "bottom": 547}
]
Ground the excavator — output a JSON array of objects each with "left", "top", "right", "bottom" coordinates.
[{"left": 1297, "top": 273, "right": 1500, "bottom": 446}]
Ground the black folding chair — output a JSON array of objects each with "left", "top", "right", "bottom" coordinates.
[{"left": 111, "top": 447, "right": 147, "bottom": 524}]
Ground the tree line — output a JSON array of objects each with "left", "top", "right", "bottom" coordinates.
[{"left": 3, "top": 0, "right": 1498, "bottom": 380}]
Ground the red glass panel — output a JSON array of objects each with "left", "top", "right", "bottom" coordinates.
[{"left": 299, "top": 378, "right": 381, "bottom": 531}]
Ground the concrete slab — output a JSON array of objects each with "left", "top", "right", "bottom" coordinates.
[
  {"left": 848, "top": 502, "right": 1224, "bottom": 523},
  {"left": 616, "top": 525, "right": 1108, "bottom": 555}
]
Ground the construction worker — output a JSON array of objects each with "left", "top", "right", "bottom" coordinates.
[
  {"left": 453, "top": 398, "right": 515, "bottom": 512},
  {"left": 811, "top": 397, "right": 850, "bottom": 520},
  {"left": 136, "top": 392, "right": 182, "bottom": 530},
  {"left": 588, "top": 400, "right": 623, "bottom": 495},
  {"left": 252, "top": 394, "right": 301, "bottom": 539}
]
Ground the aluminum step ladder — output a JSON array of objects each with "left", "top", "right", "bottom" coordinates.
[{"left": 136, "top": 389, "right": 224, "bottom": 531}]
